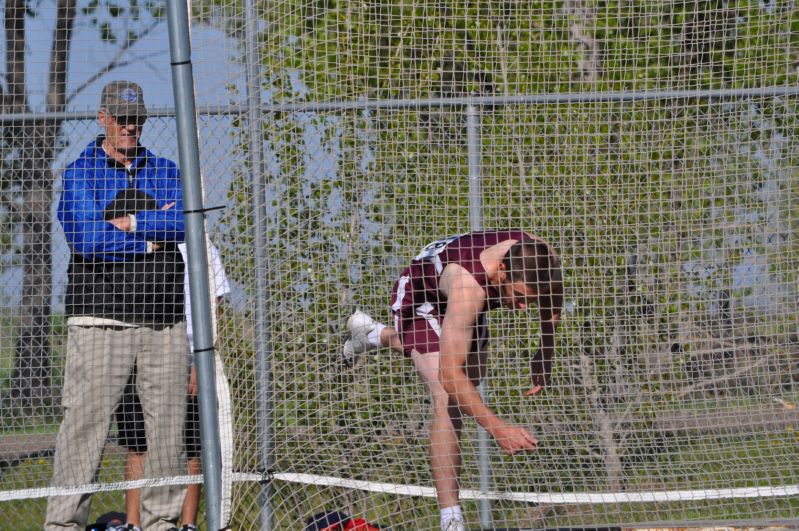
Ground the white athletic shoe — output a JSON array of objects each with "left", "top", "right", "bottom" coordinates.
[
  {"left": 441, "top": 518, "right": 466, "bottom": 531},
  {"left": 343, "top": 310, "right": 378, "bottom": 365}
]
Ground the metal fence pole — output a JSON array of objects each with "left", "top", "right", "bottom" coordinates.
[
  {"left": 242, "top": 0, "right": 276, "bottom": 529},
  {"left": 467, "top": 104, "right": 493, "bottom": 529},
  {"left": 165, "top": 3, "right": 223, "bottom": 530}
]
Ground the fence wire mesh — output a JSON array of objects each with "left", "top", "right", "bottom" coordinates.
[{"left": 0, "top": 1, "right": 798, "bottom": 530}]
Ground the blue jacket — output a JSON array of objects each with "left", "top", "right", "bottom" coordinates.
[
  {"left": 59, "top": 137, "right": 186, "bottom": 325},
  {"left": 58, "top": 136, "right": 185, "bottom": 261}
]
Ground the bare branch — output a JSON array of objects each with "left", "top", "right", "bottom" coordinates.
[
  {"left": 673, "top": 348, "right": 775, "bottom": 399},
  {"left": 563, "top": 0, "right": 601, "bottom": 83},
  {"left": 46, "top": 0, "right": 77, "bottom": 113},
  {"left": 66, "top": 17, "right": 163, "bottom": 105},
  {"left": 4, "top": 0, "right": 28, "bottom": 113},
  {"left": 495, "top": 26, "right": 529, "bottom": 185}
]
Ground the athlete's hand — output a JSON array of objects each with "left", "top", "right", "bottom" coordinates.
[
  {"left": 491, "top": 424, "right": 538, "bottom": 454},
  {"left": 524, "top": 385, "right": 543, "bottom": 397}
]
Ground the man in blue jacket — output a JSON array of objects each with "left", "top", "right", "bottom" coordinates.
[{"left": 46, "top": 81, "right": 188, "bottom": 531}]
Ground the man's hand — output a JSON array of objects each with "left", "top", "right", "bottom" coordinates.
[
  {"left": 107, "top": 201, "right": 175, "bottom": 232},
  {"left": 490, "top": 424, "right": 539, "bottom": 454},
  {"left": 107, "top": 216, "right": 132, "bottom": 231}
]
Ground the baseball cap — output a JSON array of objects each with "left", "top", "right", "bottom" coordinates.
[{"left": 100, "top": 80, "right": 148, "bottom": 120}]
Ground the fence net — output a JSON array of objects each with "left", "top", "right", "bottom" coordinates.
[{"left": 1, "top": 1, "right": 798, "bottom": 530}]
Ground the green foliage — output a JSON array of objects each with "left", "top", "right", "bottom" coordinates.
[{"left": 261, "top": 0, "right": 799, "bottom": 100}]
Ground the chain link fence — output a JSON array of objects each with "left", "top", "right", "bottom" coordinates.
[{"left": 1, "top": 1, "right": 799, "bottom": 529}]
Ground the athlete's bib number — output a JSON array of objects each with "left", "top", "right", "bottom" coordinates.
[{"left": 414, "top": 234, "right": 463, "bottom": 260}]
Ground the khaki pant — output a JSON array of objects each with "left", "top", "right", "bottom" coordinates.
[{"left": 45, "top": 323, "right": 189, "bottom": 530}]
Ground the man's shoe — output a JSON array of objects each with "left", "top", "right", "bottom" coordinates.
[
  {"left": 179, "top": 525, "right": 197, "bottom": 531},
  {"left": 442, "top": 518, "right": 466, "bottom": 531},
  {"left": 343, "top": 310, "right": 377, "bottom": 365}
]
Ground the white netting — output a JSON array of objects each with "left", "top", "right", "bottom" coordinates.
[{"left": 1, "top": 1, "right": 798, "bottom": 529}]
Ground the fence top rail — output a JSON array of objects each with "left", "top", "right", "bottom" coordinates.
[
  {"left": 260, "top": 86, "right": 799, "bottom": 113},
  {"left": 1, "top": 86, "right": 797, "bottom": 124}
]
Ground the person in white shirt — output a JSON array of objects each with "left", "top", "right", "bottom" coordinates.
[{"left": 112, "top": 242, "right": 230, "bottom": 531}]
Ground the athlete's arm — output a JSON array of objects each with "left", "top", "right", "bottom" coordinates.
[
  {"left": 438, "top": 263, "right": 538, "bottom": 453},
  {"left": 529, "top": 262, "right": 564, "bottom": 390},
  {"left": 438, "top": 264, "right": 494, "bottom": 426},
  {"left": 527, "top": 313, "right": 560, "bottom": 393}
]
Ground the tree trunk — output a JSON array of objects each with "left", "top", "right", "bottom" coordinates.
[
  {"left": 564, "top": 0, "right": 601, "bottom": 83},
  {"left": 10, "top": 125, "right": 57, "bottom": 407},
  {"left": 580, "top": 344, "right": 625, "bottom": 492},
  {"left": 5, "top": 0, "right": 76, "bottom": 409}
]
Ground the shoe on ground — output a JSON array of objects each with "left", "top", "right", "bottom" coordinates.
[
  {"left": 442, "top": 518, "right": 466, "bottom": 531},
  {"left": 343, "top": 310, "right": 377, "bottom": 366},
  {"left": 179, "top": 525, "right": 197, "bottom": 531},
  {"left": 107, "top": 525, "right": 141, "bottom": 531}
]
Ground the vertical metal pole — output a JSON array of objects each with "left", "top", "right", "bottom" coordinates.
[
  {"left": 165, "top": 4, "right": 223, "bottom": 530},
  {"left": 243, "top": 1, "right": 275, "bottom": 530},
  {"left": 467, "top": 104, "right": 492, "bottom": 529}
]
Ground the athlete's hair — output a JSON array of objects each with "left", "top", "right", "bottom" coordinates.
[{"left": 502, "top": 239, "right": 563, "bottom": 313}]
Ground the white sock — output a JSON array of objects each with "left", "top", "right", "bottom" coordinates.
[
  {"left": 440, "top": 505, "right": 462, "bottom": 528},
  {"left": 367, "top": 323, "right": 386, "bottom": 348}
]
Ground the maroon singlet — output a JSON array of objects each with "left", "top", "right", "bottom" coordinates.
[{"left": 389, "top": 230, "right": 532, "bottom": 356}]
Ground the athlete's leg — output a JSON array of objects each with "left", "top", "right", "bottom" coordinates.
[
  {"left": 411, "top": 349, "right": 463, "bottom": 509},
  {"left": 379, "top": 325, "right": 404, "bottom": 354},
  {"left": 343, "top": 311, "right": 404, "bottom": 363}
]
